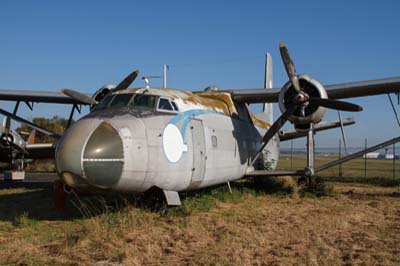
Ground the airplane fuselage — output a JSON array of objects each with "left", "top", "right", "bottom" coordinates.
[{"left": 55, "top": 88, "right": 279, "bottom": 193}]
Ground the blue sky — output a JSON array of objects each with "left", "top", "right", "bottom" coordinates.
[{"left": 0, "top": 0, "right": 399, "bottom": 148}]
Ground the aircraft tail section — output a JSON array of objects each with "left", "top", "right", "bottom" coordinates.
[
  {"left": 262, "top": 52, "right": 273, "bottom": 124},
  {"left": 27, "top": 129, "right": 36, "bottom": 145}
]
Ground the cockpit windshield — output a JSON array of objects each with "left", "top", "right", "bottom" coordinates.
[
  {"left": 131, "top": 94, "right": 157, "bottom": 110},
  {"left": 92, "top": 93, "right": 157, "bottom": 111},
  {"left": 109, "top": 94, "right": 134, "bottom": 108}
]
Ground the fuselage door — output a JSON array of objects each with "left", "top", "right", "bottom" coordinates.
[{"left": 190, "top": 119, "right": 206, "bottom": 187}]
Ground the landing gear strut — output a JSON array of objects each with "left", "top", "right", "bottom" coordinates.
[
  {"left": 304, "top": 123, "right": 316, "bottom": 186},
  {"left": 54, "top": 180, "right": 67, "bottom": 212}
]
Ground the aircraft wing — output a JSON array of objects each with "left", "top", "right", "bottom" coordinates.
[
  {"left": 0, "top": 89, "right": 92, "bottom": 105},
  {"left": 230, "top": 77, "right": 400, "bottom": 103}
]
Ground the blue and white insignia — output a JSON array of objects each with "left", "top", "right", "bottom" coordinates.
[
  {"left": 162, "top": 109, "right": 223, "bottom": 163},
  {"left": 162, "top": 124, "right": 188, "bottom": 163}
]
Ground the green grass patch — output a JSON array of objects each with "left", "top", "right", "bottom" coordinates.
[{"left": 12, "top": 212, "right": 38, "bottom": 228}]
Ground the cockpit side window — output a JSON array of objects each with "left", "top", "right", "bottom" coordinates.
[
  {"left": 132, "top": 94, "right": 157, "bottom": 110},
  {"left": 171, "top": 101, "right": 178, "bottom": 111},
  {"left": 158, "top": 98, "right": 173, "bottom": 110},
  {"left": 108, "top": 94, "right": 134, "bottom": 108},
  {"left": 156, "top": 97, "right": 179, "bottom": 113}
]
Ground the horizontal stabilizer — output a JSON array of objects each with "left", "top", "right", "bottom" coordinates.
[{"left": 279, "top": 117, "right": 355, "bottom": 141}]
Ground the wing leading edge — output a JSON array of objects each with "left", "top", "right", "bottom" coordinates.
[
  {"left": 229, "top": 77, "right": 400, "bottom": 104},
  {"left": 0, "top": 89, "right": 92, "bottom": 104}
]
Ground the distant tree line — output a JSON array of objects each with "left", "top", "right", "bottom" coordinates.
[{"left": 17, "top": 116, "right": 73, "bottom": 143}]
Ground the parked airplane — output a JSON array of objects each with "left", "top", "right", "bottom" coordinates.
[
  {"left": 0, "top": 44, "right": 399, "bottom": 205},
  {"left": 0, "top": 115, "right": 40, "bottom": 171}
]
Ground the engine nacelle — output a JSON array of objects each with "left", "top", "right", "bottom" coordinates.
[
  {"left": 91, "top": 84, "right": 116, "bottom": 103},
  {"left": 0, "top": 130, "right": 25, "bottom": 150},
  {"left": 279, "top": 75, "right": 327, "bottom": 131},
  {"left": 0, "top": 133, "right": 14, "bottom": 147}
]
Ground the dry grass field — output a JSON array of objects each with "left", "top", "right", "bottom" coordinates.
[{"left": 0, "top": 156, "right": 399, "bottom": 266}]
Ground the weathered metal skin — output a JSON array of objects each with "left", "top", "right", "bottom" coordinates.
[
  {"left": 55, "top": 87, "right": 279, "bottom": 195},
  {"left": 106, "top": 114, "right": 148, "bottom": 192}
]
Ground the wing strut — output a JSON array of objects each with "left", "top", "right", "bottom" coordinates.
[
  {"left": 66, "top": 104, "right": 81, "bottom": 130},
  {"left": 246, "top": 136, "right": 400, "bottom": 178},
  {"left": 315, "top": 136, "right": 400, "bottom": 173},
  {"left": 0, "top": 107, "right": 61, "bottom": 140},
  {"left": 387, "top": 94, "right": 400, "bottom": 128},
  {"left": 337, "top": 111, "right": 349, "bottom": 154}
]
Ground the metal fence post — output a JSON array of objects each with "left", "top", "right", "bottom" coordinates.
[
  {"left": 393, "top": 142, "right": 396, "bottom": 179},
  {"left": 339, "top": 139, "right": 342, "bottom": 177},
  {"left": 290, "top": 140, "right": 293, "bottom": 170},
  {"left": 364, "top": 139, "right": 367, "bottom": 178}
]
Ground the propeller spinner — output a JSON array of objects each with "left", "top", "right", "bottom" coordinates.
[
  {"left": 251, "top": 43, "right": 363, "bottom": 166},
  {"left": 278, "top": 43, "right": 362, "bottom": 115}
]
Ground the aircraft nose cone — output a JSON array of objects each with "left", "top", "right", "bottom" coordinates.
[
  {"left": 82, "top": 122, "right": 124, "bottom": 188},
  {"left": 56, "top": 119, "right": 102, "bottom": 187}
]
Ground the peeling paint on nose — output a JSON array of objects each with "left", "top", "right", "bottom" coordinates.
[{"left": 83, "top": 122, "right": 124, "bottom": 188}]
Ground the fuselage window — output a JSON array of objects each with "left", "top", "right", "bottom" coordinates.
[
  {"left": 108, "top": 94, "right": 134, "bottom": 108},
  {"left": 157, "top": 97, "right": 179, "bottom": 113},
  {"left": 132, "top": 94, "right": 157, "bottom": 110}
]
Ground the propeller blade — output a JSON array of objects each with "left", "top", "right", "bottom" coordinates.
[
  {"left": 251, "top": 104, "right": 298, "bottom": 165},
  {"left": 279, "top": 43, "right": 301, "bottom": 93},
  {"left": 61, "top": 88, "right": 97, "bottom": 105},
  {"left": 262, "top": 104, "right": 298, "bottom": 143},
  {"left": 112, "top": 69, "right": 140, "bottom": 92},
  {"left": 309, "top": 98, "right": 363, "bottom": 112}
]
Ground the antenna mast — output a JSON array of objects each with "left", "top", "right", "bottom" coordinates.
[
  {"left": 163, "top": 64, "right": 168, "bottom": 88},
  {"left": 142, "top": 76, "right": 160, "bottom": 88}
]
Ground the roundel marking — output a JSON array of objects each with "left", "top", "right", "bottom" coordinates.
[{"left": 162, "top": 124, "right": 188, "bottom": 163}]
